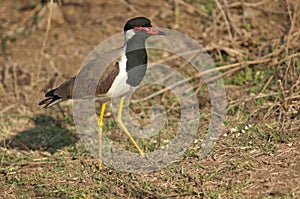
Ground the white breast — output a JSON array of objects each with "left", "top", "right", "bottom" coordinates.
[{"left": 106, "top": 55, "right": 134, "bottom": 99}]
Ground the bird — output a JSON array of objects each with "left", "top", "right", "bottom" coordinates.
[{"left": 39, "top": 17, "right": 165, "bottom": 168}]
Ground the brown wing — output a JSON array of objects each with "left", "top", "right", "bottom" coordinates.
[
  {"left": 54, "top": 77, "right": 75, "bottom": 99},
  {"left": 52, "top": 59, "right": 120, "bottom": 99},
  {"left": 39, "top": 48, "right": 123, "bottom": 108},
  {"left": 96, "top": 60, "right": 120, "bottom": 96}
]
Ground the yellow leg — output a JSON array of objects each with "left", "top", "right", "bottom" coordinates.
[
  {"left": 117, "top": 97, "right": 145, "bottom": 157},
  {"left": 98, "top": 103, "right": 106, "bottom": 169}
]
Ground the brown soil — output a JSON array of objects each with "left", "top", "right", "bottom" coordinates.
[{"left": 0, "top": 0, "right": 299, "bottom": 198}]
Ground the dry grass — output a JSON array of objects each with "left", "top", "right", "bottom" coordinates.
[{"left": 0, "top": 0, "right": 299, "bottom": 198}]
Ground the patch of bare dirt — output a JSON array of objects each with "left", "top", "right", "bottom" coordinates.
[{"left": 0, "top": 0, "right": 299, "bottom": 198}]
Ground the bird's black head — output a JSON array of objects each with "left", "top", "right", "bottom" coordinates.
[
  {"left": 124, "top": 17, "right": 152, "bottom": 32},
  {"left": 123, "top": 17, "right": 165, "bottom": 39}
]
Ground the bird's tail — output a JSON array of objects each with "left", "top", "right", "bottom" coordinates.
[{"left": 38, "top": 88, "right": 63, "bottom": 108}]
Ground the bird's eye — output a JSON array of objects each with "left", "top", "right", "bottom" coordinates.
[{"left": 133, "top": 27, "right": 141, "bottom": 32}]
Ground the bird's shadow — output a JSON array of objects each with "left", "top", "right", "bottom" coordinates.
[{"left": 1, "top": 114, "right": 78, "bottom": 154}]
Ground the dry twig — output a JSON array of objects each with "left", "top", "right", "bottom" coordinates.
[
  {"left": 174, "top": 0, "right": 211, "bottom": 19},
  {"left": 0, "top": 104, "right": 16, "bottom": 115},
  {"left": 215, "top": 0, "right": 233, "bottom": 39},
  {"left": 132, "top": 59, "right": 270, "bottom": 103},
  {"left": 12, "top": 63, "right": 19, "bottom": 100},
  {"left": 36, "top": 0, "right": 54, "bottom": 84}
]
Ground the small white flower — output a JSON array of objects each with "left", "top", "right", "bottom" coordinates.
[
  {"left": 163, "top": 139, "right": 169, "bottom": 143},
  {"left": 230, "top": 127, "right": 238, "bottom": 133}
]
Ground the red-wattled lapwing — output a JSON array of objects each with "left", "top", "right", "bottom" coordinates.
[{"left": 39, "top": 17, "right": 165, "bottom": 168}]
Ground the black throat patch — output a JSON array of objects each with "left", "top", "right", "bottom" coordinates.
[{"left": 125, "top": 35, "right": 148, "bottom": 87}]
